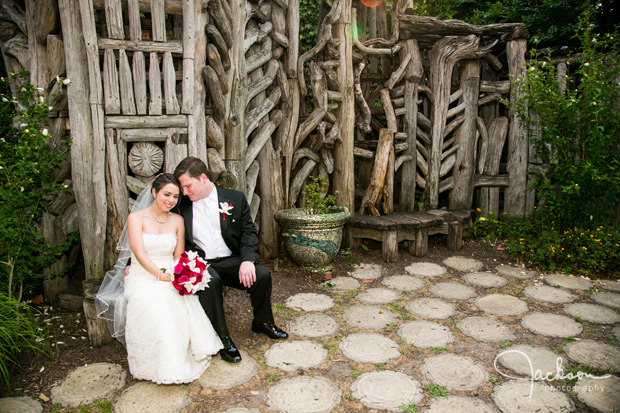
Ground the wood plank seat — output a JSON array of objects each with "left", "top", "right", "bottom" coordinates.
[{"left": 348, "top": 210, "right": 471, "bottom": 262}]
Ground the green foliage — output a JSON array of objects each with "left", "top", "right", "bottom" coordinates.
[
  {"left": 398, "top": 404, "right": 419, "bottom": 413},
  {"left": 299, "top": 0, "right": 321, "bottom": 53},
  {"left": 424, "top": 384, "right": 449, "bottom": 399},
  {"left": 0, "top": 291, "right": 51, "bottom": 392},
  {"left": 304, "top": 175, "right": 338, "bottom": 214},
  {"left": 0, "top": 73, "right": 70, "bottom": 299}
]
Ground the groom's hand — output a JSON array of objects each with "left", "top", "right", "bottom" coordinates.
[{"left": 239, "top": 261, "right": 256, "bottom": 288}]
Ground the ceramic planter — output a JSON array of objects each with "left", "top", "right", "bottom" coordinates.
[{"left": 274, "top": 207, "right": 351, "bottom": 266}]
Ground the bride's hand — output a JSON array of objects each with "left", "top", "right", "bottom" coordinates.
[{"left": 158, "top": 271, "right": 172, "bottom": 282}]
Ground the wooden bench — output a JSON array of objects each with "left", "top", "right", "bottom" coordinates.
[{"left": 348, "top": 209, "right": 471, "bottom": 262}]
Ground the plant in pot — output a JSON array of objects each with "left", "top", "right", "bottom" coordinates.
[{"left": 274, "top": 176, "right": 350, "bottom": 266}]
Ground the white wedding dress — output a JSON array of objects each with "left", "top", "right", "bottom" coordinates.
[{"left": 124, "top": 232, "right": 223, "bottom": 384}]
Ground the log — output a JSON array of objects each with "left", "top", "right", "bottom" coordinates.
[
  {"left": 244, "top": 25, "right": 271, "bottom": 54},
  {"left": 151, "top": 0, "right": 165, "bottom": 41},
  {"left": 294, "top": 107, "right": 326, "bottom": 150},
  {"left": 286, "top": 0, "right": 300, "bottom": 78},
  {"left": 164, "top": 127, "right": 188, "bottom": 173},
  {"left": 257, "top": 129, "right": 282, "bottom": 258},
  {"left": 479, "top": 117, "right": 508, "bottom": 215},
  {"left": 207, "top": 43, "right": 228, "bottom": 94},
  {"left": 180, "top": 0, "right": 195, "bottom": 115},
  {"left": 1, "top": 0, "right": 27, "bottom": 35},
  {"left": 206, "top": 117, "right": 224, "bottom": 150},
  {"left": 105, "top": 115, "right": 188, "bottom": 129},
  {"left": 382, "top": 145, "right": 395, "bottom": 215},
  {"left": 354, "top": 61, "right": 371, "bottom": 134},
  {"left": 321, "top": 148, "right": 334, "bottom": 174},
  {"left": 47, "top": 35, "right": 66, "bottom": 82},
  {"left": 207, "top": 0, "right": 233, "bottom": 48},
  {"left": 202, "top": 65, "right": 226, "bottom": 121},
  {"left": 162, "top": 52, "right": 180, "bottom": 114},
  {"left": 354, "top": 147, "right": 374, "bottom": 159},
  {"left": 352, "top": 8, "right": 398, "bottom": 56},
  {"left": 246, "top": 49, "right": 272, "bottom": 75},
  {"left": 128, "top": 142, "right": 164, "bottom": 176},
  {"left": 271, "top": 30, "right": 289, "bottom": 49},
  {"left": 246, "top": 75, "right": 274, "bottom": 108},
  {"left": 98, "top": 38, "right": 183, "bottom": 54},
  {"left": 148, "top": 52, "right": 162, "bottom": 115},
  {"left": 289, "top": 159, "right": 317, "bottom": 205},
  {"left": 385, "top": 53, "right": 411, "bottom": 90},
  {"left": 127, "top": 0, "right": 141, "bottom": 40},
  {"left": 118, "top": 49, "right": 137, "bottom": 115},
  {"left": 395, "top": 154, "right": 412, "bottom": 171},
  {"left": 311, "top": 62, "right": 328, "bottom": 109},
  {"left": 478, "top": 92, "right": 502, "bottom": 106},
  {"left": 105, "top": 0, "right": 124, "bottom": 39},
  {"left": 207, "top": 147, "right": 226, "bottom": 179},
  {"left": 480, "top": 80, "right": 510, "bottom": 94},
  {"left": 244, "top": 110, "right": 283, "bottom": 171},
  {"left": 103, "top": 49, "right": 121, "bottom": 114},
  {"left": 205, "top": 24, "right": 231, "bottom": 70},
  {"left": 246, "top": 160, "right": 259, "bottom": 203},
  {"left": 105, "top": 129, "right": 127, "bottom": 265},
  {"left": 292, "top": 147, "right": 321, "bottom": 171},
  {"left": 360, "top": 129, "right": 393, "bottom": 216},
  {"left": 380, "top": 88, "right": 397, "bottom": 132},
  {"left": 245, "top": 94, "right": 277, "bottom": 141}
]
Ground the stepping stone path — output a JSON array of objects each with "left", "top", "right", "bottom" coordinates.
[
  {"left": 599, "top": 279, "right": 620, "bottom": 292},
  {"left": 443, "top": 256, "right": 484, "bottom": 272},
  {"left": 339, "top": 333, "right": 401, "bottom": 363},
  {"left": 405, "top": 262, "right": 447, "bottom": 277},
  {"left": 356, "top": 287, "right": 401, "bottom": 304},
  {"left": 197, "top": 350, "right": 258, "bottom": 390},
  {"left": 463, "top": 272, "right": 508, "bottom": 288},
  {"left": 457, "top": 316, "right": 516, "bottom": 342},
  {"left": 523, "top": 285, "right": 577, "bottom": 304},
  {"left": 576, "top": 375, "right": 620, "bottom": 412},
  {"left": 492, "top": 380, "right": 575, "bottom": 413},
  {"left": 425, "top": 396, "right": 499, "bottom": 413},
  {"left": 350, "top": 371, "right": 423, "bottom": 411},
  {"left": 495, "top": 344, "right": 566, "bottom": 378},
  {"left": 264, "top": 340, "right": 327, "bottom": 372},
  {"left": 495, "top": 264, "right": 535, "bottom": 279},
  {"left": 342, "top": 305, "right": 396, "bottom": 329},
  {"left": 397, "top": 321, "right": 454, "bottom": 348},
  {"left": 564, "top": 340, "right": 620, "bottom": 373},
  {"left": 0, "top": 397, "right": 42, "bottom": 413},
  {"left": 563, "top": 303, "right": 620, "bottom": 324},
  {"left": 421, "top": 354, "right": 488, "bottom": 390},
  {"left": 405, "top": 297, "right": 456, "bottom": 320},
  {"left": 614, "top": 326, "right": 620, "bottom": 340},
  {"left": 217, "top": 409, "right": 260, "bottom": 413},
  {"left": 287, "top": 312, "right": 339, "bottom": 338},
  {"left": 285, "top": 292, "right": 334, "bottom": 311},
  {"left": 521, "top": 312, "right": 583, "bottom": 338},
  {"left": 115, "top": 382, "right": 190, "bottom": 413},
  {"left": 591, "top": 291, "right": 620, "bottom": 308},
  {"left": 475, "top": 294, "right": 528, "bottom": 316},
  {"left": 266, "top": 376, "right": 341, "bottom": 412},
  {"left": 349, "top": 262, "right": 383, "bottom": 280},
  {"left": 381, "top": 274, "right": 425, "bottom": 291},
  {"left": 50, "top": 362, "right": 126, "bottom": 407},
  {"left": 429, "top": 282, "right": 477, "bottom": 300},
  {"left": 323, "top": 276, "right": 360, "bottom": 292},
  {"left": 544, "top": 273, "right": 593, "bottom": 290}
]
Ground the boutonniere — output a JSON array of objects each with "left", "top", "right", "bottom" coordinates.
[{"left": 219, "top": 202, "right": 233, "bottom": 220}]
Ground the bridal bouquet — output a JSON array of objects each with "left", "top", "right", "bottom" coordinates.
[{"left": 169, "top": 251, "right": 210, "bottom": 295}]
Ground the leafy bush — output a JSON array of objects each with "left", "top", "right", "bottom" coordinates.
[
  {"left": 0, "top": 73, "right": 69, "bottom": 299},
  {"left": 304, "top": 175, "right": 337, "bottom": 214}
]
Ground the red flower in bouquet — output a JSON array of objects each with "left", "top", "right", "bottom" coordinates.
[{"left": 170, "top": 251, "right": 210, "bottom": 295}]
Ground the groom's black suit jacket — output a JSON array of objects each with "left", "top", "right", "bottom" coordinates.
[{"left": 177, "top": 187, "right": 260, "bottom": 264}]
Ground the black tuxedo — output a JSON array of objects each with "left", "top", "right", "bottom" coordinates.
[{"left": 177, "top": 187, "right": 273, "bottom": 338}]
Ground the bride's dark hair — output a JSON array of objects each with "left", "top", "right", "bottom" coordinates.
[{"left": 152, "top": 173, "right": 181, "bottom": 194}]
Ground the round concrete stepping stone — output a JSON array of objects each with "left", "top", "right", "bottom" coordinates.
[
  {"left": 421, "top": 354, "right": 488, "bottom": 390},
  {"left": 115, "top": 382, "right": 190, "bottom": 413},
  {"left": 463, "top": 272, "right": 508, "bottom": 288},
  {"left": 264, "top": 340, "right": 327, "bottom": 372},
  {"left": 495, "top": 344, "right": 566, "bottom": 378},
  {"left": 429, "top": 282, "right": 477, "bottom": 300},
  {"left": 267, "top": 376, "right": 341, "bottom": 413},
  {"left": 576, "top": 375, "right": 620, "bottom": 412},
  {"left": 443, "top": 256, "right": 484, "bottom": 272},
  {"left": 339, "top": 333, "right": 401, "bottom": 364},
  {"left": 457, "top": 317, "right": 516, "bottom": 342},
  {"left": 197, "top": 350, "right": 257, "bottom": 390},
  {"left": 217, "top": 409, "right": 260, "bottom": 413},
  {"left": 322, "top": 276, "right": 360, "bottom": 293},
  {"left": 287, "top": 312, "right": 339, "bottom": 338},
  {"left": 349, "top": 263, "right": 383, "bottom": 280},
  {"left": 397, "top": 321, "right": 454, "bottom": 348},
  {"left": 285, "top": 293, "right": 334, "bottom": 311},
  {"left": 545, "top": 273, "right": 593, "bottom": 290},
  {"left": 0, "top": 397, "right": 42, "bottom": 413},
  {"left": 356, "top": 288, "right": 401, "bottom": 304},
  {"left": 424, "top": 396, "right": 499, "bottom": 413},
  {"left": 50, "top": 362, "right": 126, "bottom": 407},
  {"left": 521, "top": 312, "right": 583, "bottom": 338},
  {"left": 475, "top": 294, "right": 528, "bottom": 316},
  {"left": 600, "top": 280, "right": 620, "bottom": 292},
  {"left": 492, "top": 380, "right": 574, "bottom": 413},
  {"left": 495, "top": 264, "right": 535, "bottom": 279},
  {"left": 405, "top": 297, "right": 456, "bottom": 320},
  {"left": 405, "top": 262, "right": 447, "bottom": 277},
  {"left": 591, "top": 291, "right": 620, "bottom": 309},
  {"left": 350, "top": 371, "right": 423, "bottom": 411},
  {"left": 564, "top": 340, "right": 620, "bottom": 373},
  {"left": 614, "top": 326, "right": 620, "bottom": 340},
  {"left": 523, "top": 285, "right": 577, "bottom": 304},
  {"left": 564, "top": 303, "right": 620, "bottom": 324},
  {"left": 342, "top": 305, "right": 396, "bottom": 329},
  {"left": 381, "top": 275, "right": 426, "bottom": 291}
]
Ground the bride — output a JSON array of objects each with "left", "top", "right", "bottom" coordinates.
[{"left": 96, "top": 173, "right": 222, "bottom": 384}]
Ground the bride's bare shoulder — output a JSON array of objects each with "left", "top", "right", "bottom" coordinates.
[{"left": 127, "top": 208, "right": 149, "bottom": 221}]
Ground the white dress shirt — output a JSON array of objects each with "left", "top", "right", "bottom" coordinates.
[{"left": 192, "top": 187, "right": 233, "bottom": 260}]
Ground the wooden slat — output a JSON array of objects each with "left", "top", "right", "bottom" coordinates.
[
  {"left": 162, "top": 52, "right": 180, "bottom": 114},
  {"left": 104, "top": 0, "right": 124, "bottom": 39},
  {"left": 105, "top": 115, "right": 188, "bottom": 128},
  {"left": 165, "top": 128, "right": 188, "bottom": 172},
  {"left": 151, "top": 0, "right": 166, "bottom": 41},
  {"left": 148, "top": 52, "right": 162, "bottom": 115},
  {"left": 132, "top": 51, "right": 147, "bottom": 114},
  {"left": 105, "top": 129, "right": 128, "bottom": 256},
  {"left": 120, "top": 128, "right": 170, "bottom": 141},
  {"left": 103, "top": 49, "right": 120, "bottom": 114},
  {"left": 118, "top": 49, "right": 137, "bottom": 115},
  {"left": 127, "top": 0, "right": 141, "bottom": 41},
  {"left": 98, "top": 39, "right": 183, "bottom": 54},
  {"left": 181, "top": 0, "right": 194, "bottom": 114}
]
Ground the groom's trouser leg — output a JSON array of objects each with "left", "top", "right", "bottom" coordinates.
[
  {"left": 208, "top": 256, "right": 275, "bottom": 327},
  {"left": 197, "top": 266, "right": 229, "bottom": 338}
]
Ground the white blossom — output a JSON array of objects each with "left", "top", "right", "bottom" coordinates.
[
  {"left": 42, "top": 129, "right": 49, "bottom": 136},
  {"left": 63, "top": 79, "right": 71, "bottom": 85}
]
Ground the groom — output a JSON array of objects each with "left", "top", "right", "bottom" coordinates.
[{"left": 174, "top": 156, "right": 287, "bottom": 363}]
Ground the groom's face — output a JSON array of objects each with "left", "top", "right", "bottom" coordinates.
[{"left": 178, "top": 173, "right": 211, "bottom": 201}]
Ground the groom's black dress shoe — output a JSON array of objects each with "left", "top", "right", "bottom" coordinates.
[
  {"left": 219, "top": 336, "right": 241, "bottom": 363},
  {"left": 251, "top": 321, "right": 288, "bottom": 340}
]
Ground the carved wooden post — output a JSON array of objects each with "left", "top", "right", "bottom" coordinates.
[{"left": 505, "top": 38, "right": 528, "bottom": 216}]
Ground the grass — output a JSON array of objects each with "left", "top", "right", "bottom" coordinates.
[
  {"left": 562, "top": 336, "right": 576, "bottom": 344},
  {"left": 432, "top": 347, "right": 447, "bottom": 354},
  {"left": 489, "top": 375, "right": 499, "bottom": 383},
  {"left": 500, "top": 342, "right": 513, "bottom": 349},
  {"left": 386, "top": 322, "right": 398, "bottom": 331},
  {"left": 398, "top": 404, "right": 419, "bottom": 412},
  {"left": 389, "top": 303, "right": 407, "bottom": 314},
  {"left": 424, "top": 384, "right": 449, "bottom": 399}
]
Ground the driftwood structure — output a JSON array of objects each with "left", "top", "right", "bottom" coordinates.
[{"left": 1, "top": 0, "right": 540, "bottom": 342}]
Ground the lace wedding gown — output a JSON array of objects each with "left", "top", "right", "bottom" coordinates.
[{"left": 124, "top": 232, "right": 223, "bottom": 384}]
